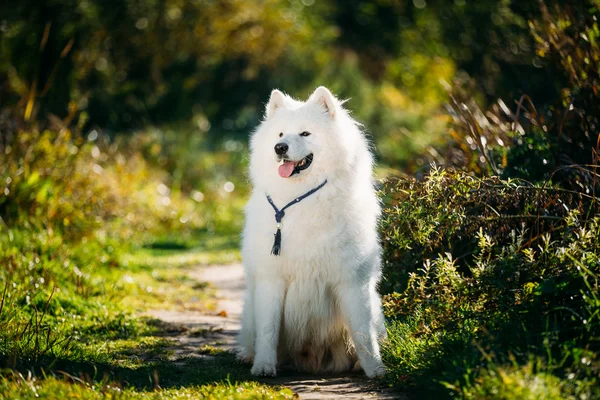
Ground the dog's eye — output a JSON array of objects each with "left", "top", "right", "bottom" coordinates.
[
  {"left": 300, "top": 131, "right": 311, "bottom": 137},
  {"left": 279, "top": 133, "right": 283, "bottom": 138}
]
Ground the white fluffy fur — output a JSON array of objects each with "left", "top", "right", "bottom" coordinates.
[{"left": 237, "top": 86, "right": 387, "bottom": 378}]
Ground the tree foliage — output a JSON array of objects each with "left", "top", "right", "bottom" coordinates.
[{"left": 4, "top": 0, "right": 595, "bottom": 171}]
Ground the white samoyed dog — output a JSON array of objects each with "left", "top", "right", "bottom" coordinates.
[{"left": 237, "top": 86, "right": 387, "bottom": 378}]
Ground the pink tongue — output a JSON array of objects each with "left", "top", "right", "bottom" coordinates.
[{"left": 278, "top": 161, "right": 295, "bottom": 178}]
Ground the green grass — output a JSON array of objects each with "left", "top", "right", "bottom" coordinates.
[
  {"left": 0, "top": 375, "right": 294, "bottom": 399},
  {"left": 450, "top": 360, "right": 595, "bottom": 400},
  {"left": 0, "top": 325, "right": 292, "bottom": 399},
  {"left": 0, "top": 229, "right": 289, "bottom": 399},
  {"left": 0, "top": 130, "right": 285, "bottom": 399}
]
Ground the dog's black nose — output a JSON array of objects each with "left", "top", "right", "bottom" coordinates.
[{"left": 274, "top": 142, "right": 288, "bottom": 155}]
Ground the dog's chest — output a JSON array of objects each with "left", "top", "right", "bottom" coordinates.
[{"left": 261, "top": 199, "right": 352, "bottom": 269}]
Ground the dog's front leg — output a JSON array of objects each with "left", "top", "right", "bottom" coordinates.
[
  {"left": 237, "top": 273, "right": 255, "bottom": 363},
  {"left": 251, "top": 277, "right": 284, "bottom": 376},
  {"left": 339, "top": 281, "right": 386, "bottom": 378}
]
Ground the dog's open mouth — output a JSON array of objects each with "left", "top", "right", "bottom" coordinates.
[{"left": 278, "top": 154, "right": 313, "bottom": 178}]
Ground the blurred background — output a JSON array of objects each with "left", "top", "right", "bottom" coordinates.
[{"left": 1, "top": 0, "right": 599, "bottom": 247}]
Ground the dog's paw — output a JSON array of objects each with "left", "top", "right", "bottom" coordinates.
[
  {"left": 251, "top": 360, "right": 277, "bottom": 377},
  {"left": 363, "top": 362, "right": 387, "bottom": 379},
  {"left": 236, "top": 349, "right": 254, "bottom": 364}
]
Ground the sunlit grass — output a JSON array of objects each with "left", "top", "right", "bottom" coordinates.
[
  {"left": 0, "top": 375, "right": 295, "bottom": 400},
  {"left": 449, "top": 360, "right": 595, "bottom": 400},
  {"left": 0, "top": 226, "right": 279, "bottom": 400},
  {"left": 0, "top": 129, "right": 253, "bottom": 399}
]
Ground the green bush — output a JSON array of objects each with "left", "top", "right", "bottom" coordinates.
[
  {"left": 379, "top": 169, "right": 600, "bottom": 397},
  {"left": 0, "top": 130, "right": 202, "bottom": 241},
  {"left": 378, "top": 4, "right": 600, "bottom": 396}
]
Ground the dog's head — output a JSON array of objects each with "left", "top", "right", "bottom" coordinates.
[{"left": 250, "top": 86, "right": 363, "bottom": 192}]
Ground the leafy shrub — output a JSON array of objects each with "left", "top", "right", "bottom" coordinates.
[
  {"left": 380, "top": 168, "right": 595, "bottom": 294},
  {"left": 380, "top": 169, "right": 600, "bottom": 396},
  {"left": 379, "top": 5, "right": 600, "bottom": 395},
  {"left": 0, "top": 130, "right": 202, "bottom": 241}
]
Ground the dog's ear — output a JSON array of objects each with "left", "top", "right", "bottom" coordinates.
[
  {"left": 308, "top": 86, "right": 337, "bottom": 118},
  {"left": 265, "top": 89, "right": 288, "bottom": 119}
]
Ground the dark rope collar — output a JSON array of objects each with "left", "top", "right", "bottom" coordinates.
[{"left": 265, "top": 179, "right": 328, "bottom": 256}]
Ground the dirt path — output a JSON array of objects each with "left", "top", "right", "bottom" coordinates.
[{"left": 150, "top": 263, "right": 403, "bottom": 399}]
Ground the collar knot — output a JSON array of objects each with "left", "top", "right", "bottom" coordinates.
[
  {"left": 265, "top": 179, "right": 328, "bottom": 256},
  {"left": 275, "top": 210, "right": 285, "bottom": 222}
]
